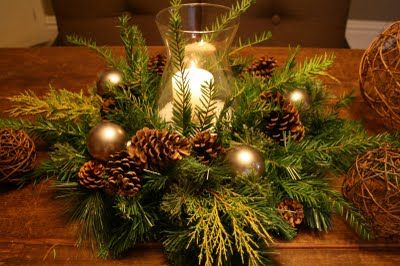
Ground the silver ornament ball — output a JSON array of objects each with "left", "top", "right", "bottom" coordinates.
[
  {"left": 225, "top": 144, "right": 265, "bottom": 177},
  {"left": 288, "top": 89, "right": 310, "bottom": 108},
  {"left": 96, "top": 69, "right": 124, "bottom": 96},
  {"left": 87, "top": 121, "right": 127, "bottom": 161}
]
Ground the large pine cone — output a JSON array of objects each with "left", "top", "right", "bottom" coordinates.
[
  {"left": 127, "top": 127, "right": 191, "bottom": 170},
  {"left": 246, "top": 56, "right": 277, "bottom": 79},
  {"left": 106, "top": 151, "right": 143, "bottom": 197},
  {"left": 261, "top": 91, "right": 305, "bottom": 144},
  {"left": 148, "top": 54, "right": 167, "bottom": 76},
  {"left": 277, "top": 198, "right": 304, "bottom": 227},
  {"left": 78, "top": 161, "right": 105, "bottom": 189},
  {"left": 192, "top": 131, "right": 224, "bottom": 164}
]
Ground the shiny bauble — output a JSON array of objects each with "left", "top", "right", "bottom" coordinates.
[
  {"left": 96, "top": 69, "right": 124, "bottom": 96},
  {"left": 225, "top": 144, "right": 265, "bottom": 177},
  {"left": 87, "top": 121, "right": 127, "bottom": 161},
  {"left": 287, "top": 89, "right": 310, "bottom": 108}
]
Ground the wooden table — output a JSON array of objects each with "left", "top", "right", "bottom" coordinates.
[{"left": 0, "top": 47, "right": 399, "bottom": 265}]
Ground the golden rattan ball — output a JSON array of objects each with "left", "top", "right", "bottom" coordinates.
[
  {"left": 0, "top": 128, "right": 37, "bottom": 183},
  {"left": 359, "top": 21, "right": 400, "bottom": 127},
  {"left": 342, "top": 145, "right": 400, "bottom": 239}
]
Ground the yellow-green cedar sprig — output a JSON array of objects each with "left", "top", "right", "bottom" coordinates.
[{"left": 8, "top": 87, "right": 101, "bottom": 126}]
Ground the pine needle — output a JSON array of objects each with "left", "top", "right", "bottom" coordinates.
[
  {"left": 195, "top": 80, "right": 218, "bottom": 132},
  {"left": 230, "top": 31, "right": 272, "bottom": 55},
  {"left": 169, "top": 0, "right": 194, "bottom": 136}
]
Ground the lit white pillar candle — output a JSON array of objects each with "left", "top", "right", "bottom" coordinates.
[{"left": 172, "top": 62, "right": 214, "bottom": 109}]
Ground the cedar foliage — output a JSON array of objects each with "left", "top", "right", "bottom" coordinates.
[{"left": 2, "top": 1, "right": 398, "bottom": 265}]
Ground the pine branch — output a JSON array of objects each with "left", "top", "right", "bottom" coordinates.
[
  {"left": 69, "top": 191, "right": 111, "bottom": 252},
  {"left": 0, "top": 118, "right": 34, "bottom": 130},
  {"left": 34, "top": 117, "right": 89, "bottom": 147},
  {"left": 119, "top": 15, "right": 147, "bottom": 69},
  {"left": 230, "top": 55, "right": 254, "bottom": 76},
  {"left": 0, "top": 116, "right": 89, "bottom": 149},
  {"left": 266, "top": 48, "right": 335, "bottom": 92},
  {"left": 169, "top": 0, "right": 193, "bottom": 136},
  {"left": 295, "top": 53, "right": 335, "bottom": 78},
  {"left": 207, "top": 0, "right": 255, "bottom": 34},
  {"left": 109, "top": 196, "right": 156, "bottom": 257},
  {"left": 230, "top": 31, "right": 272, "bottom": 55},
  {"left": 118, "top": 14, "right": 154, "bottom": 101},
  {"left": 67, "top": 35, "right": 126, "bottom": 69},
  {"left": 34, "top": 143, "right": 87, "bottom": 183},
  {"left": 195, "top": 80, "right": 218, "bottom": 132},
  {"left": 276, "top": 178, "right": 333, "bottom": 231},
  {"left": 105, "top": 87, "right": 166, "bottom": 135},
  {"left": 8, "top": 88, "right": 101, "bottom": 126},
  {"left": 330, "top": 193, "right": 374, "bottom": 240},
  {"left": 215, "top": 91, "right": 238, "bottom": 144},
  {"left": 333, "top": 90, "right": 355, "bottom": 111}
]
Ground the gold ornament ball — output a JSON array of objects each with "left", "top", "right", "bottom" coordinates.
[
  {"left": 225, "top": 145, "right": 265, "bottom": 177},
  {"left": 288, "top": 89, "right": 310, "bottom": 108},
  {"left": 96, "top": 69, "right": 124, "bottom": 96},
  {"left": 87, "top": 121, "right": 127, "bottom": 161}
]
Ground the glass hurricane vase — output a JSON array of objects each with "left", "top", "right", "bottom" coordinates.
[{"left": 156, "top": 3, "right": 239, "bottom": 123}]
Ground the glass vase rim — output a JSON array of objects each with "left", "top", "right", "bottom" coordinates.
[{"left": 155, "top": 2, "right": 240, "bottom": 34}]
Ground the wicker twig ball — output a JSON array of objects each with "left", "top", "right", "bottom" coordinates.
[
  {"left": 0, "top": 128, "right": 37, "bottom": 184},
  {"left": 342, "top": 145, "right": 400, "bottom": 239},
  {"left": 359, "top": 21, "right": 400, "bottom": 127}
]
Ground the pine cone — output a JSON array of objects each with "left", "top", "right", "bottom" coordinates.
[
  {"left": 106, "top": 151, "right": 143, "bottom": 197},
  {"left": 100, "top": 97, "right": 118, "bottom": 117},
  {"left": 246, "top": 56, "right": 277, "bottom": 79},
  {"left": 192, "top": 131, "right": 224, "bottom": 164},
  {"left": 261, "top": 91, "right": 305, "bottom": 144},
  {"left": 148, "top": 54, "right": 167, "bottom": 76},
  {"left": 127, "top": 127, "right": 191, "bottom": 170},
  {"left": 277, "top": 198, "right": 304, "bottom": 227},
  {"left": 78, "top": 161, "right": 105, "bottom": 189}
]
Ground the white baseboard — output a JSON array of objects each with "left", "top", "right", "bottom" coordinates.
[{"left": 346, "top": 19, "right": 393, "bottom": 49}]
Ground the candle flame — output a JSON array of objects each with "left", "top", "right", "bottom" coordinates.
[
  {"left": 199, "top": 39, "right": 205, "bottom": 46},
  {"left": 190, "top": 61, "right": 198, "bottom": 69}
]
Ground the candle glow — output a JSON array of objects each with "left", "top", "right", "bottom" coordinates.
[
  {"left": 172, "top": 61, "right": 214, "bottom": 109},
  {"left": 185, "top": 39, "right": 216, "bottom": 56}
]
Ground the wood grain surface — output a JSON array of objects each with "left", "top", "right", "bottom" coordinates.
[{"left": 0, "top": 47, "right": 399, "bottom": 265}]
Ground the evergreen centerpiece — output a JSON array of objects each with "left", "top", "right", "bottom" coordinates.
[{"left": 1, "top": 0, "right": 398, "bottom": 265}]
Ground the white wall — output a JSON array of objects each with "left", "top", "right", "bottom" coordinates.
[
  {"left": 346, "top": 0, "right": 399, "bottom": 49},
  {"left": 0, "top": 0, "right": 57, "bottom": 47}
]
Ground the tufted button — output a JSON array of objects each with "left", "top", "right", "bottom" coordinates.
[{"left": 271, "top": 14, "right": 281, "bottom": 25}]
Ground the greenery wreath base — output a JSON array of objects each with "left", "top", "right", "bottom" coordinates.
[{"left": 1, "top": 1, "right": 398, "bottom": 265}]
